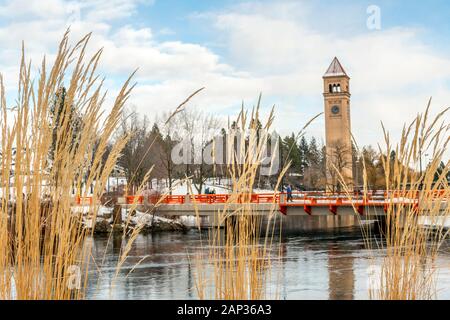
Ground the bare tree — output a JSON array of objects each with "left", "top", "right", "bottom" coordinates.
[
  {"left": 180, "top": 108, "right": 221, "bottom": 193},
  {"left": 326, "top": 140, "right": 353, "bottom": 192},
  {"left": 157, "top": 112, "right": 183, "bottom": 194},
  {"left": 146, "top": 123, "right": 167, "bottom": 186},
  {"left": 117, "top": 108, "right": 153, "bottom": 193},
  {"left": 303, "top": 138, "right": 326, "bottom": 190},
  {"left": 357, "top": 146, "right": 386, "bottom": 190}
]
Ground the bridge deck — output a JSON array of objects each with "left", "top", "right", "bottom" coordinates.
[{"left": 74, "top": 190, "right": 446, "bottom": 216}]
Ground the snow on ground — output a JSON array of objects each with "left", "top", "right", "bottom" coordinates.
[
  {"left": 72, "top": 205, "right": 113, "bottom": 215},
  {"left": 419, "top": 216, "right": 450, "bottom": 230},
  {"left": 133, "top": 212, "right": 175, "bottom": 227},
  {"left": 80, "top": 205, "right": 182, "bottom": 230},
  {"left": 119, "top": 208, "right": 176, "bottom": 227},
  {"left": 155, "top": 178, "right": 275, "bottom": 195},
  {"left": 83, "top": 216, "right": 112, "bottom": 229}
]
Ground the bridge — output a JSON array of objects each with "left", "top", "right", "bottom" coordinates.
[{"left": 76, "top": 190, "right": 447, "bottom": 217}]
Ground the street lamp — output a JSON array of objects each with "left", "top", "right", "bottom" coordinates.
[{"left": 355, "top": 159, "right": 360, "bottom": 193}]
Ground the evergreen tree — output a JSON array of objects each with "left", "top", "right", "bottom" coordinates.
[
  {"left": 49, "top": 87, "right": 83, "bottom": 163},
  {"left": 49, "top": 87, "right": 84, "bottom": 189},
  {"left": 150, "top": 122, "right": 161, "bottom": 136},
  {"left": 298, "top": 136, "right": 309, "bottom": 174},
  {"left": 434, "top": 161, "right": 450, "bottom": 185},
  {"left": 282, "top": 133, "right": 302, "bottom": 174}
]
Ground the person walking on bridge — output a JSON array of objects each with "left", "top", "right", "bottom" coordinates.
[{"left": 286, "top": 184, "right": 293, "bottom": 202}]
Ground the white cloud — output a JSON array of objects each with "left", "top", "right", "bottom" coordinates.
[
  {"left": 0, "top": 0, "right": 448, "bottom": 157},
  {"left": 0, "top": 0, "right": 67, "bottom": 19},
  {"left": 203, "top": 2, "right": 450, "bottom": 150},
  {"left": 83, "top": 0, "right": 154, "bottom": 21}
]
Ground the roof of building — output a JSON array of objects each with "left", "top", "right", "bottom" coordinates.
[{"left": 323, "top": 57, "right": 348, "bottom": 78}]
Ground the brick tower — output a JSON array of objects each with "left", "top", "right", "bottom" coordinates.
[{"left": 323, "top": 57, "right": 353, "bottom": 191}]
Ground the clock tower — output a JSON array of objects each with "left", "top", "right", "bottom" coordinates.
[{"left": 323, "top": 57, "right": 353, "bottom": 190}]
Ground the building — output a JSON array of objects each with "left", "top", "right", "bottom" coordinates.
[{"left": 323, "top": 57, "right": 353, "bottom": 191}]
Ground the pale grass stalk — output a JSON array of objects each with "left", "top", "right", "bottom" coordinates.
[
  {"left": 194, "top": 100, "right": 290, "bottom": 300},
  {"left": 110, "top": 89, "right": 207, "bottom": 296},
  {"left": 0, "top": 31, "right": 132, "bottom": 299},
  {"left": 340, "top": 100, "right": 449, "bottom": 300}
]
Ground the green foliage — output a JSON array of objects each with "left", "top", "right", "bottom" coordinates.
[
  {"left": 49, "top": 87, "right": 83, "bottom": 163},
  {"left": 433, "top": 161, "right": 450, "bottom": 184}
]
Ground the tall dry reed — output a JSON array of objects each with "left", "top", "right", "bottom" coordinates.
[
  {"left": 0, "top": 31, "right": 132, "bottom": 299},
  {"left": 194, "top": 102, "right": 290, "bottom": 299},
  {"left": 345, "top": 101, "right": 450, "bottom": 299}
]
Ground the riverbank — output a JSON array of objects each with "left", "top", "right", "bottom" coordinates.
[
  {"left": 83, "top": 207, "right": 188, "bottom": 234},
  {"left": 78, "top": 205, "right": 450, "bottom": 235}
]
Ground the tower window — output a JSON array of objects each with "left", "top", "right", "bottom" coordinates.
[{"left": 330, "top": 84, "right": 341, "bottom": 93}]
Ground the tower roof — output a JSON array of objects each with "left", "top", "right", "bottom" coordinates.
[{"left": 323, "top": 57, "right": 348, "bottom": 78}]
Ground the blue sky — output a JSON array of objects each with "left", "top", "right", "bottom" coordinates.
[
  {"left": 138, "top": 0, "right": 450, "bottom": 50},
  {"left": 0, "top": 0, "right": 449, "bottom": 159}
]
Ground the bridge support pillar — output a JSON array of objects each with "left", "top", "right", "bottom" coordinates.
[
  {"left": 374, "top": 215, "right": 387, "bottom": 235},
  {"left": 263, "top": 215, "right": 360, "bottom": 233}
]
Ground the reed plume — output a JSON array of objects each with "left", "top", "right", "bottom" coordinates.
[
  {"left": 194, "top": 100, "right": 289, "bottom": 299},
  {"left": 345, "top": 101, "right": 450, "bottom": 300},
  {"left": 0, "top": 30, "right": 132, "bottom": 299}
]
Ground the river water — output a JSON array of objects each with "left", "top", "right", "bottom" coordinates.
[{"left": 85, "top": 227, "right": 450, "bottom": 300}]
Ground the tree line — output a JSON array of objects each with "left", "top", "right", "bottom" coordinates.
[
  {"left": 111, "top": 107, "right": 450, "bottom": 194},
  {"left": 54, "top": 99, "right": 446, "bottom": 194},
  {"left": 9, "top": 86, "right": 441, "bottom": 197}
]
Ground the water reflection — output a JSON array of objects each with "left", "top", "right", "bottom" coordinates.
[
  {"left": 112, "top": 233, "right": 122, "bottom": 254},
  {"left": 85, "top": 228, "right": 450, "bottom": 300},
  {"left": 327, "top": 243, "right": 354, "bottom": 300}
]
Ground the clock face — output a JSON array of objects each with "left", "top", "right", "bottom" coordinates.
[{"left": 331, "top": 105, "right": 340, "bottom": 115}]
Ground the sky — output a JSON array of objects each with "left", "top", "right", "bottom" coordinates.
[{"left": 0, "top": 0, "right": 449, "bottom": 159}]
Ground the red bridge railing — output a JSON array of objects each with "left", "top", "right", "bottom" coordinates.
[
  {"left": 146, "top": 193, "right": 281, "bottom": 205},
  {"left": 75, "top": 189, "right": 446, "bottom": 207}
]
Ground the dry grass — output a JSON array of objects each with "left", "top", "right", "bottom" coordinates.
[
  {"left": 0, "top": 31, "right": 132, "bottom": 299},
  {"left": 7, "top": 28, "right": 447, "bottom": 302},
  {"left": 346, "top": 101, "right": 450, "bottom": 299},
  {"left": 0, "top": 30, "right": 290, "bottom": 301},
  {"left": 194, "top": 103, "right": 290, "bottom": 300}
]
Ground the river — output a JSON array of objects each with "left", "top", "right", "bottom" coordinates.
[{"left": 85, "top": 227, "right": 450, "bottom": 300}]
